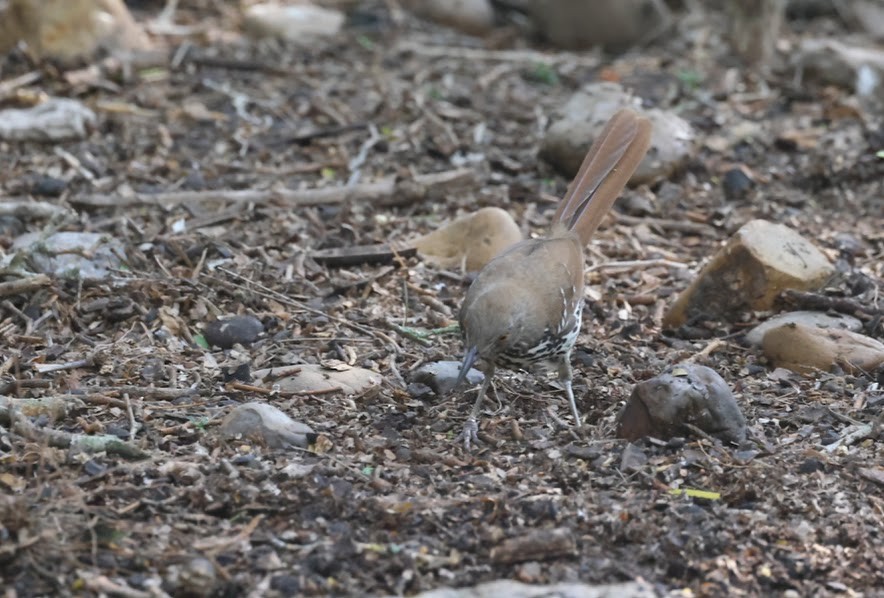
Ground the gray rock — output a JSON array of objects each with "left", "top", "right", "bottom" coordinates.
[
  {"left": 617, "top": 364, "right": 747, "bottom": 444},
  {"left": 541, "top": 82, "right": 694, "bottom": 185},
  {"left": 525, "top": 0, "right": 670, "bottom": 51},
  {"left": 411, "top": 360, "right": 484, "bottom": 395},
  {"left": 243, "top": 3, "right": 344, "bottom": 40},
  {"left": 219, "top": 402, "right": 315, "bottom": 449},
  {"left": 11, "top": 231, "right": 125, "bottom": 280},
  {"left": 794, "top": 39, "right": 884, "bottom": 97},
  {"left": 390, "top": 579, "right": 656, "bottom": 598},
  {"left": 204, "top": 315, "right": 264, "bottom": 349}
]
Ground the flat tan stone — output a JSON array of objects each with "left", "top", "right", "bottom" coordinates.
[
  {"left": 762, "top": 323, "right": 884, "bottom": 374},
  {"left": 664, "top": 220, "right": 834, "bottom": 328},
  {"left": 414, "top": 207, "right": 522, "bottom": 273}
]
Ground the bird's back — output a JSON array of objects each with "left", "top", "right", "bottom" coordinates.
[{"left": 459, "top": 233, "right": 584, "bottom": 363}]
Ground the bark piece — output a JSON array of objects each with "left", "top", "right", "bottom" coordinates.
[
  {"left": 665, "top": 220, "right": 834, "bottom": 328},
  {"left": 490, "top": 528, "right": 576, "bottom": 564}
]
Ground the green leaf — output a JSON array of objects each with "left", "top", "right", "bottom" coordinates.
[
  {"left": 193, "top": 334, "right": 209, "bottom": 350},
  {"left": 676, "top": 69, "right": 703, "bottom": 90},
  {"left": 362, "top": 466, "right": 374, "bottom": 476},
  {"left": 357, "top": 35, "right": 375, "bottom": 50},
  {"left": 321, "top": 167, "right": 337, "bottom": 180},
  {"left": 876, "top": 149, "right": 884, "bottom": 159},
  {"left": 139, "top": 67, "right": 169, "bottom": 83},
  {"left": 670, "top": 488, "right": 721, "bottom": 500},
  {"left": 528, "top": 62, "right": 559, "bottom": 86}
]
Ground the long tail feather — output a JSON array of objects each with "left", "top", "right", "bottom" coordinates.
[{"left": 551, "top": 108, "right": 652, "bottom": 246}]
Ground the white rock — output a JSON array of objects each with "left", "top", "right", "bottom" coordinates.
[
  {"left": 0, "top": 98, "right": 96, "bottom": 141},
  {"left": 220, "top": 402, "right": 315, "bottom": 449},
  {"left": 407, "top": 0, "right": 495, "bottom": 35},
  {"left": 390, "top": 579, "right": 656, "bottom": 598},
  {"left": 244, "top": 3, "right": 344, "bottom": 41}
]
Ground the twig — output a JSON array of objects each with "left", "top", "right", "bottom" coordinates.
[
  {"left": 0, "top": 200, "right": 73, "bottom": 220},
  {"left": 824, "top": 423, "right": 875, "bottom": 453},
  {"left": 192, "top": 515, "right": 263, "bottom": 554},
  {"left": 684, "top": 422, "right": 718, "bottom": 444},
  {"left": 385, "top": 321, "right": 433, "bottom": 347},
  {"left": 8, "top": 404, "right": 149, "bottom": 459},
  {"left": 396, "top": 40, "right": 600, "bottom": 67},
  {"left": 685, "top": 338, "right": 728, "bottom": 362},
  {"left": 32, "top": 358, "right": 94, "bottom": 374},
  {"left": 779, "top": 289, "right": 881, "bottom": 318},
  {"left": 347, "top": 123, "right": 382, "bottom": 185},
  {"left": 0, "top": 274, "right": 52, "bottom": 298},
  {"left": 124, "top": 393, "right": 137, "bottom": 442},
  {"left": 91, "top": 386, "right": 194, "bottom": 401},
  {"left": 613, "top": 213, "right": 718, "bottom": 236},
  {"left": 0, "top": 71, "right": 42, "bottom": 100},
  {"left": 586, "top": 258, "right": 689, "bottom": 273},
  {"left": 80, "top": 574, "right": 159, "bottom": 598},
  {"left": 70, "top": 168, "right": 476, "bottom": 209}
]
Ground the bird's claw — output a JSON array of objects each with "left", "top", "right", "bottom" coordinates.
[{"left": 457, "top": 418, "right": 481, "bottom": 451}]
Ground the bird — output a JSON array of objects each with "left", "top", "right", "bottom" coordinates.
[{"left": 454, "top": 108, "right": 653, "bottom": 449}]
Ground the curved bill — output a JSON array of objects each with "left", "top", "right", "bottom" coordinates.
[{"left": 452, "top": 345, "right": 479, "bottom": 392}]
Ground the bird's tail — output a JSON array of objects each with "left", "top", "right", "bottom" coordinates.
[{"left": 550, "top": 108, "right": 653, "bottom": 246}]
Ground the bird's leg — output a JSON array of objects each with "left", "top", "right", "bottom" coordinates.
[
  {"left": 459, "top": 364, "right": 495, "bottom": 450},
  {"left": 558, "top": 358, "right": 581, "bottom": 424}
]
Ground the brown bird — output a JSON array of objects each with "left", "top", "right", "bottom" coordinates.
[{"left": 454, "top": 108, "right": 652, "bottom": 448}]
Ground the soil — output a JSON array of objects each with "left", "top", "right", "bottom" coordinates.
[{"left": 1, "top": 1, "right": 883, "bottom": 596}]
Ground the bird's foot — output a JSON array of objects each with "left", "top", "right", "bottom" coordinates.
[{"left": 457, "top": 418, "right": 481, "bottom": 451}]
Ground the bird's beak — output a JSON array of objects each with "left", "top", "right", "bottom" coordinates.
[{"left": 452, "top": 345, "right": 479, "bottom": 393}]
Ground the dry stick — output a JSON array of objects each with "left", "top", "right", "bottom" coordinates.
[
  {"left": 0, "top": 200, "right": 73, "bottom": 220},
  {"left": 613, "top": 213, "right": 718, "bottom": 236},
  {"left": 124, "top": 393, "right": 137, "bottom": 442},
  {"left": 7, "top": 403, "right": 149, "bottom": 459},
  {"left": 685, "top": 338, "right": 728, "bottom": 363},
  {"left": 69, "top": 168, "right": 476, "bottom": 209},
  {"left": 0, "top": 70, "right": 42, "bottom": 99},
  {"left": 91, "top": 385, "right": 193, "bottom": 400},
  {"left": 0, "top": 274, "right": 51, "bottom": 298},
  {"left": 192, "top": 515, "right": 264, "bottom": 554},
  {"left": 779, "top": 288, "right": 882, "bottom": 317},
  {"left": 80, "top": 574, "right": 156, "bottom": 598},
  {"left": 585, "top": 258, "right": 690, "bottom": 273},
  {"left": 396, "top": 40, "right": 600, "bottom": 66}
]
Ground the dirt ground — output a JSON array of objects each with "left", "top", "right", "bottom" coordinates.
[{"left": 1, "top": 1, "right": 883, "bottom": 596}]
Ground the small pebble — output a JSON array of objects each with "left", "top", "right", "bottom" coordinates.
[
  {"left": 204, "top": 315, "right": 264, "bottom": 349},
  {"left": 721, "top": 167, "right": 754, "bottom": 200}
]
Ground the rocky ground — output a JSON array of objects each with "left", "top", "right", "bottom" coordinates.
[{"left": 0, "top": 1, "right": 883, "bottom": 596}]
